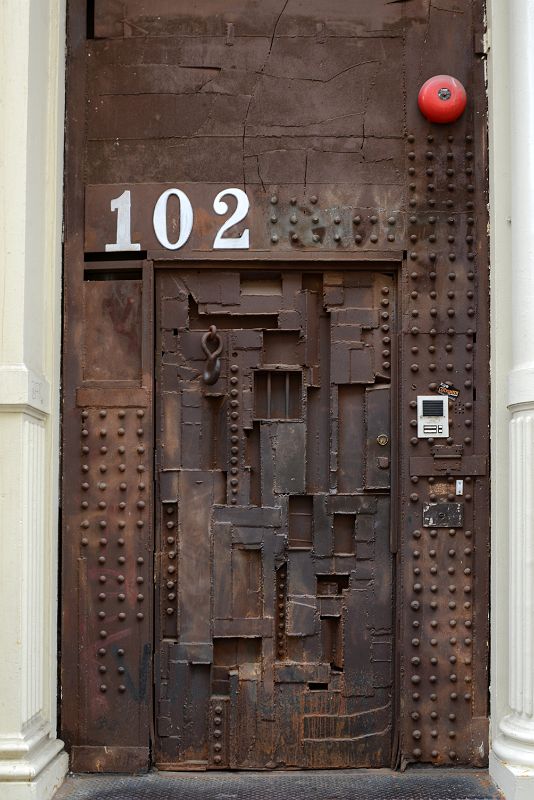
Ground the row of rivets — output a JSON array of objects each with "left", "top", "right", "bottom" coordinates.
[
  {"left": 276, "top": 564, "right": 288, "bottom": 659},
  {"left": 164, "top": 503, "right": 178, "bottom": 618},
  {"left": 212, "top": 702, "right": 224, "bottom": 765},
  {"left": 229, "top": 364, "right": 240, "bottom": 505}
]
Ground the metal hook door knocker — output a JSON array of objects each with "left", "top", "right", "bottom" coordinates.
[{"left": 201, "top": 325, "right": 223, "bottom": 385}]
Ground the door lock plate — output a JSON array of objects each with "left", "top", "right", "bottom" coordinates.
[{"left": 422, "top": 502, "right": 463, "bottom": 528}]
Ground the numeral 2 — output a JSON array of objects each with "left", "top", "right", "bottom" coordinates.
[{"left": 213, "top": 188, "right": 250, "bottom": 249}]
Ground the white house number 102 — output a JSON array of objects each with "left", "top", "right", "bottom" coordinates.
[{"left": 105, "top": 187, "right": 250, "bottom": 252}]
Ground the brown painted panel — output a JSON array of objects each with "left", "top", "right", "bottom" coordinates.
[{"left": 82, "top": 280, "right": 142, "bottom": 382}]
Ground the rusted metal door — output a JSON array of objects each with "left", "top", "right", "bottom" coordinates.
[
  {"left": 62, "top": 0, "right": 490, "bottom": 774},
  {"left": 154, "top": 267, "right": 396, "bottom": 769}
]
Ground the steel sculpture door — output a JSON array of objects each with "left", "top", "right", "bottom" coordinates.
[{"left": 154, "top": 267, "right": 396, "bottom": 769}]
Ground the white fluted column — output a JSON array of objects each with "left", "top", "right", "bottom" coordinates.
[
  {"left": 0, "top": 1, "right": 68, "bottom": 798},
  {"left": 490, "top": 0, "right": 534, "bottom": 796}
]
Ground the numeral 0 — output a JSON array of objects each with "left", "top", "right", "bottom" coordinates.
[
  {"left": 104, "top": 187, "right": 250, "bottom": 252},
  {"left": 153, "top": 188, "right": 194, "bottom": 250}
]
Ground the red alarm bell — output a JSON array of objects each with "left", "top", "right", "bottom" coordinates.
[{"left": 418, "top": 75, "right": 467, "bottom": 124}]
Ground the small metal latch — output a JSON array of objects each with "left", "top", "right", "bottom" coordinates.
[
  {"left": 376, "top": 434, "right": 389, "bottom": 446},
  {"left": 377, "top": 456, "right": 390, "bottom": 470},
  {"left": 201, "top": 325, "right": 223, "bottom": 385}
]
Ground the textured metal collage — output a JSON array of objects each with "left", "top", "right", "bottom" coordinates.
[
  {"left": 154, "top": 269, "right": 395, "bottom": 769},
  {"left": 61, "top": 0, "right": 489, "bottom": 774}
]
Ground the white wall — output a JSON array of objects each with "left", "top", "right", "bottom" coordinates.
[
  {"left": 487, "top": 0, "right": 512, "bottom": 738},
  {"left": 0, "top": 1, "right": 67, "bottom": 797}
]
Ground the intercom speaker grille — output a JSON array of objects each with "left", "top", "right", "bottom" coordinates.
[{"left": 422, "top": 399, "right": 445, "bottom": 416}]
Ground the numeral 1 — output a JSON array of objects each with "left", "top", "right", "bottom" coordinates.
[{"left": 105, "top": 190, "right": 141, "bottom": 252}]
